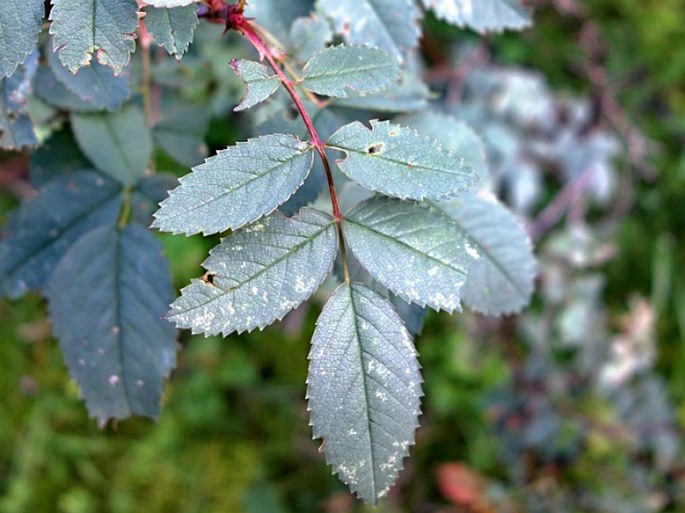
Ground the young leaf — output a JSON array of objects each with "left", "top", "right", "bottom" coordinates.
[
  {"left": 230, "top": 59, "right": 280, "bottom": 112},
  {"left": 434, "top": 192, "right": 537, "bottom": 315},
  {"left": 47, "top": 48, "right": 130, "bottom": 111},
  {"left": 143, "top": 5, "right": 198, "bottom": 58},
  {"left": 288, "top": 14, "right": 333, "bottom": 63},
  {"left": 0, "top": 171, "right": 122, "bottom": 298},
  {"left": 167, "top": 208, "right": 337, "bottom": 336},
  {"left": 71, "top": 104, "right": 152, "bottom": 186},
  {"left": 343, "top": 197, "right": 480, "bottom": 312},
  {"left": 318, "top": 0, "right": 421, "bottom": 63},
  {"left": 47, "top": 224, "right": 177, "bottom": 424},
  {"left": 307, "top": 282, "right": 422, "bottom": 504},
  {"left": 49, "top": 0, "right": 139, "bottom": 73},
  {"left": 420, "top": 0, "right": 532, "bottom": 33},
  {"left": 300, "top": 45, "right": 399, "bottom": 98},
  {"left": 327, "top": 120, "right": 477, "bottom": 201},
  {"left": 153, "top": 134, "right": 314, "bottom": 236},
  {"left": 0, "top": 55, "right": 38, "bottom": 150},
  {"left": 0, "top": 0, "right": 44, "bottom": 78}
]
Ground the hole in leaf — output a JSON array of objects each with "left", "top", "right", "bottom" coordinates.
[
  {"left": 202, "top": 272, "right": 216, "bottom": 285},
  {"left": 367, "top": 143, "right": 384, "bottom": 155}
]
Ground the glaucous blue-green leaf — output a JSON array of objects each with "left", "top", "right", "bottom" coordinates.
[
  {"left": 327, "top": 120, "right": 477, "bottom": 200},
  {"left": 47, "top": 224, "right": 177, "bottom": 424},
  {"left": 300, "top": 45, "right": 399, "bottom": 98},
  {"left": 71, "top": 104, "right": 152, "bottom": 186},
  {"left": 399, "top": 111, "right": 489, "bottom": 184},
  {"left": 332, "top": 70, "right": 429, "bottom": 112},
  {"left": 131, "top": 173, "right": 178, "bottom": 226},
  {"left": 49, "top": 0, "right": 139, "bottom": 73},
  {"left": 0, "top": 0, "right": 43, "bottom": 78},
  {"left": 154, "top": 100, "right": 209, "bottom": 166},
  {"left": 230, "top": 59, "right": 280, "bottom": 112},
  {"left": 318, "top": 0, "right": 421, "bottom": 63},
  {"left": 34, "top": 66, "right": 102, "bottom": 113},
  {"left": 343, "top": 197, "right": 480, "bottom": 312},
  {"left": 153, "top": 134, "right": 314, "bottom": 235},
  {"left": 144, "top": 0, "right": 199, "bottom": 6},
  {"left": 0, "top": 171, "right": 122, "bottom": 298},
  {"left": 307, "top": 282, "right": 422, "bottom": 504},
  {"left": 289, "top": 14, "right": 333, "bottom": 62},
  {"left": 167, "top": 208, "right": 337, "bottom": 336},
  {"left": 420, "top": 0, "right": 532, "bottom": 32},
  {"left": 244, "top": 0, "right": 312, "bottom": 43},
  {"left": 0, "top": 54, "right": 38, "bottom": 149},
  {"left": 434, "top": 192, "right": 536, "bottom": 314},
  {"left": 343, "top": 249, "right": 427, "bottom": 336},
  {"left": 47, "top": 48, "right": 130, "bottom": 111},
  {"left": 29, "top": 128, "right": 92, "bottom": 187},
  {"left": 143, "top": 5, "right": 198, "bottom": 58}
]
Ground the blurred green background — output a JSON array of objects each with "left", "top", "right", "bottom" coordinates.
[{"left": 1, "top": 1, "right": 684, "bottom": 512}]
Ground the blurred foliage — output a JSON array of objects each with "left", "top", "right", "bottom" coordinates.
[{"left": 2, "top": 0, "right": 685, "bottom": 511}]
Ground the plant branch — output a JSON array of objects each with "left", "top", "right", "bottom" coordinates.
[{"left": 230, "top": 15, "right": 350, "bottom": 281}]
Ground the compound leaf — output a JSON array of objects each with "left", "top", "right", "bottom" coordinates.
[
  {"left": 0, "top": 0, "right": 44, "bottom": 78},
  {"left": 230, "top": 59, "right": 280, "bottom": 112},
  {"left": 343, "top": 197, "right": 480, "bottom": 312},
  {"left": 0, "top": 54, "right": 38, "bottom": 149},
  {"left": 49, "top": 0, "right": 139, "bottom": 73},
  {"left": 420, "top": 0, "right": 532, "bottom": 32},
  {"left": 143, "top": 5, "right": 198, "bottom": 58},
  {"left": 153, "top": 134, "right": 314, "bottom": 236},
  {"left": 327, "top": 120, "right": 477, "bottom": 200},
  {"left": 307, "top": 282, "right": 422, "bottom": 504},
  {"left": 300, "top": 45, "right": 399, "bottom": 98},
  {"left": 47, "top": 48, "right": 130, "bottom": 111},
  {"left": 47, "top": 223, "right": 177, "bottom": 424},
  {"left": 167, "top": 208, "right": 337, "bottom": 336},
  {"left": 434, "top": 192, "right": 537, "bottom": 315},
  {"left": 318, "top": 0, "right": 421, "bottom": 62},
  {"left": 0, "top": 171, "right": 122, "bottom": 298},
  {"left": 71, "top": 104, "right": 152, "bottom": 186}
]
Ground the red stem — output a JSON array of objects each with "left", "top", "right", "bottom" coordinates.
[{"left": 238, "top": 21, "right": 343, "bottom": 222}]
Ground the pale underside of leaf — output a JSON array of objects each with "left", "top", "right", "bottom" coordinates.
[
  {"left": 327, "top": 120, "right": 477, "bottom": 201},
  {"left": 47, "top": 224, "right": 178, "bottom": 424},
  {"left": 230, "top": 59, "right": 280, "bottom": 111},
  {"left": 421, "top": 0, "right": 532, "bottom": 32},
  {"left": 153, "top": 133, "right": 314, "bottom": 236},
  {"left": 300, "top": 45, "right": 399, "bottom": 98},
  {"left": 143, "top": 0, "right": 199, "bottom": 9},
  {"left": 343, "top": 197, "right": 480, "bottom": 313},
  {"left": 318, "top": 0, "right": 421, "bottom": 63},
  {"left": 167, "top": 208, "right": 338, "bottom": 336},
  {"left": 433, "top": 191, "right": 537, "bottom": 315},
  {"left": 307, "top": 282, "right": 422, "bottom": 504},
  {"left": 49, "top": 0, "right": 139, "bottom": 73},
  {"left": 0, "top": 0, "right": 44, "bottom": 78}
]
